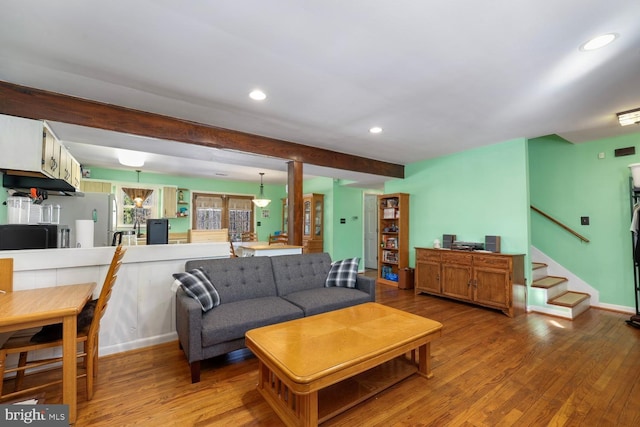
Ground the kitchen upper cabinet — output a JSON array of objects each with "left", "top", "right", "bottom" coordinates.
[
  {"left": 42, "top": 125, "right": 62, "bottom": 178},
  {"left": 0, "top": 114, "right": 44, "bottom": 173},
  {"left": 80, "top": 180, "right": 112, "bottom": 193},
  {"left": 0, "top": 114, "right": 82, "bottom": 189},
  {"left": 58, "top": 144, "right": 71, "bottom": 182},
  {"left": 163, "top": 186, "right": 177, "bottom": 218},
  {"left": 70, "top": 158, "right": 82, "bottom": 189}
]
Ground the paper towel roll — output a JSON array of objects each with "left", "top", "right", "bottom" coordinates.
[{"left": 75, "top": 220, "right": 94, "bottom": 248}]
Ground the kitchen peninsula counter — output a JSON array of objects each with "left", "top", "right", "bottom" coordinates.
[{"left": 3, "top": 242, "right": 229, "bottom": 356}]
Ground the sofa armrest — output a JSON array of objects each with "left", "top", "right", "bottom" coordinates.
[
  {"left": 175, "top": 287, "right": 203, "bottom": 363},
  {"left": 355, "top": 275, "right": 376, "bottom": 301}
]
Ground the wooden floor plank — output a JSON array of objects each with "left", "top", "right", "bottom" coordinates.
[{"left": 2, "top": 283, "right": 639, "bottom": 426}]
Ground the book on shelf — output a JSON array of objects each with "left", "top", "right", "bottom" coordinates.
[
  {"left": 384, "top": 237, "right": 397, "bottom": 249},
  {"left": 383, "top": 250, "right": 398, "bottom": 263}
]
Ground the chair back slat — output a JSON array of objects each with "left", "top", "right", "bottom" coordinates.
[{"left": 88, "top": 246, "right": 125, "bottom": 338}]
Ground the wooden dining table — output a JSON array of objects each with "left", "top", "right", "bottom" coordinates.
[{"left": 0, "top": 282, "right": 96, "bottom": 424}]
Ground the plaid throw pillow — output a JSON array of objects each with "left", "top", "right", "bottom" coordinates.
[
  {"left": 325, "top": 257, "right": 360, "bottom": 288},
  {"left": 173, "top": 268, "right": 221, "bottom": 312}
]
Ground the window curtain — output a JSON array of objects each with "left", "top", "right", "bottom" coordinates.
[
  {"left": 122, "top": 188, "right": 153, "bottom": 207},
  {"left": 195, "top": 195, "right": 223, "bottom": 230},
  {"left": 228, "top": 197, "right": 252, "bottom": 240}
]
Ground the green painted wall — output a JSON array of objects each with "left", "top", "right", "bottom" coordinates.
[
  {"left": 385, "top": 138, "right": 531, "bottom": 279},
  {"left": 331, "top": 184, "right": 365, "bottom": 263},
  {"left": 301, "top": 177, "right": 369, "bottom": 266},
  {"left": 529, "top": 132, "right": 640, "bottom": 307}
]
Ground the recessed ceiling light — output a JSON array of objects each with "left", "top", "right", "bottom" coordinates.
[
  {"left": 580, "top": 33, "right": 617, "bottom": 51},
  {"left": 249, "top": 90, "right": 267, "bottom": 101},
  {"left": 369, "top": 127, "right": 383, "bottom": 134}
]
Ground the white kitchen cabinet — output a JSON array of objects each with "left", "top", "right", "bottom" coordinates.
[
  {"left": 0, "top": 114, "right": 82, "bottom": 189},
  {"left": 0, "top": 114, "right": 43, "bottom": 173}
]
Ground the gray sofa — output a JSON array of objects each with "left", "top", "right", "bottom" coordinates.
[{"left": 175, "top": 252, "right": 376, "bottom": 383}]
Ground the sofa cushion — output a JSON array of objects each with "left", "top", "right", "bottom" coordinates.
[
  {"left": 282, "top": 287, "right": 372, "bottom": 316},
  {"left": 186, "top": 256, "right": 278, "bottom": 304},
  {"left": 173, "top": 268, "right": 221, "bottom": 312},
  {"left": 270, "top": 253, "right": 332, "bottom": 295},
  {"left": 325, "top": 257, "right": 360, "bottom": 288},
  {"left": 200, "top": 296, "right": 303, "bottom": 346}
]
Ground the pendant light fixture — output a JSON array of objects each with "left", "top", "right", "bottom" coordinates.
[{"left": 252, "top": 172, "right": 271, "bottom": 208}]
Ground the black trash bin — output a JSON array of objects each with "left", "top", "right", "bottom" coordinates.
[{"left": 398, "top": 267, "right": 414, "bottom": 290}]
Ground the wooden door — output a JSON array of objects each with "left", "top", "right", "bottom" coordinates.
[
  {"left": 472, "top": 255, "right": 511, "bottom": 309},
  {"left": 416, "top": 260, "right": 441, "bottom": 294},
  {"left": 441, "top": 252, "right": 473, "bottom": 301},
  {"left": 42, "top": 126, "right": 61, "bottom": 178},
  {"left": 473, "top": 266, "right": 510, "bottom": 310},
  {"left": 442, "top": 264, "right": 472, "bottom": 301}
]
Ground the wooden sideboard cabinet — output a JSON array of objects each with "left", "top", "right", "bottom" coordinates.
[{"left": 415, "top": 248, "right": 525, "bottom": 317}]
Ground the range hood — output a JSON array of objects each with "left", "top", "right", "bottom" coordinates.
[{"left": 2, "top": 172, "right": 78, "bottom": 194}]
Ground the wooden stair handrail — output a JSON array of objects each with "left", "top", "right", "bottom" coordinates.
[{"left": 531, "top": 205, "right": 590, "bottom": 243}]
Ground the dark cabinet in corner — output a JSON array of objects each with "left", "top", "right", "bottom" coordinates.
[{"left": 415, "top": 248, "right": 526, "bottom": 317}]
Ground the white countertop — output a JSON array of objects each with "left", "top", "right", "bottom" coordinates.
[{"left": 3, "top": 242, "right": 229, "bottom": 271}]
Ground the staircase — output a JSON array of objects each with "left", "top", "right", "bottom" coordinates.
[{"left": 530, "top": 262, "right": 591, "bottom": 319}]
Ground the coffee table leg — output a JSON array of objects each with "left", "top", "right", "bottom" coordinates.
[
  {"left": 417, "top": 342, "right": 434, "bottom": 379},
  {"left": 298, "top": 391, "right": 318, "bottom": 427}
]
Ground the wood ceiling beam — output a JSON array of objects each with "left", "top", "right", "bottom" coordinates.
[{"left": 0, "top": 81, "right": 404, "bottom": 179}]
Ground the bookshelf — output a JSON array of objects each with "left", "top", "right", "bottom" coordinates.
[{"left": 377, "top": 193, "right": 409, "bottom": 287}]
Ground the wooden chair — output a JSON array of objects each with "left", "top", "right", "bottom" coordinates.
[
  {"left": 229, "top": 241, "right": 238, "bottom": 258},
  {"left": 268, "top": 233, "right": 288, "bottom": 245},
  {"left": 0, "top": 258, "right": 13, "bottom": 293},
  {"left": 0, "top": 245, "right": 126, "bottom": 401},
  {"left": 241, "top": 232, "right": 257, "bottom": 242}
]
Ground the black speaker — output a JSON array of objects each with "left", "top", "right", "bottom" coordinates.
[
  {"left": 442, "top": 234, "right": 456, "bottom": 249},
  {"left": 485, "top": 235, "right": 501, "bottom": 253}
]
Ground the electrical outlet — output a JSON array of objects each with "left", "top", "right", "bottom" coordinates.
[{"left": 581, "top": 216, "right": 589, "bottom": 225}]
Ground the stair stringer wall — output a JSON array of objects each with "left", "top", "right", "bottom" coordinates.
[{"left": 529, "top": 246, "right": 599, "bottom": 308}]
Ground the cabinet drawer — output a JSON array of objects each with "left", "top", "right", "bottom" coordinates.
[
  {"left": 442, "top": 252, "right": 472, "bottom": 266},
  {"left": 474, "top": 255, "right": 510, "bottom": 269},
  {"left": 416, "top": 249, "right": 441, "bottom": 262}
]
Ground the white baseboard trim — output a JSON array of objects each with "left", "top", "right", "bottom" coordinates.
[
  {"left": 591, "top": 302, "right": 635, "bottom": 314},
  {"left": 100, "top": 332, "right": 178, "bottom": 357}
]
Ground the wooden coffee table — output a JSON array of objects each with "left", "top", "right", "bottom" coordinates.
[{"left": 245, "top": 302, "right": 443, "bottom": 426}]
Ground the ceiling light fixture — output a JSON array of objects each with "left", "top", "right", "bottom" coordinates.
[
  {"left": 580, "top": 33, "right": 617, "bottom": 51},
  {"left": 118, "top": 149, "right": 145, "bottom": 167},
  {"left": 252, "top": 172, "right": 271, "bottom": 208},
  {"left": 369, "top": 126, "right": 383, "bottom": 134},
  {"left": 617, "top": 108, "right": 640, "bottom": 126},
  {"left": 249, "top": 89, "right": 267, "bottom": 101}
]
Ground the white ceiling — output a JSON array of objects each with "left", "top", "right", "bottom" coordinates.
[{"left": 1, "top": 0, "right": 640, "bottom": 187}]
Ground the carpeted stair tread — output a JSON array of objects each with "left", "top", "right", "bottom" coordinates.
[
  {"left": 532, "top": 276, "right": 567, "bottom": 289},
  {"left": 532, "top": 262, "right": 547, "bottom": 271},
  {"left": 549, "top": 291, "right": 590, "bottom": 307}
]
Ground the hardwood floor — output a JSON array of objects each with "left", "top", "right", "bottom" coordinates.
[{"left": 3, "top": 283, "right": 640, "bottom": 426}]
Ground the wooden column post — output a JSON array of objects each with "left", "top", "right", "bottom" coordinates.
[{"left": 287, "top": 161, "right": 303, "bottom": 246}]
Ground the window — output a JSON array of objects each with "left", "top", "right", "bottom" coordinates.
[
  {"left": 115, "top": 184, "right": 161, "bottom": 229},
  {"left": 192, "top": 193, "right": 254, "bottom": 241}
]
